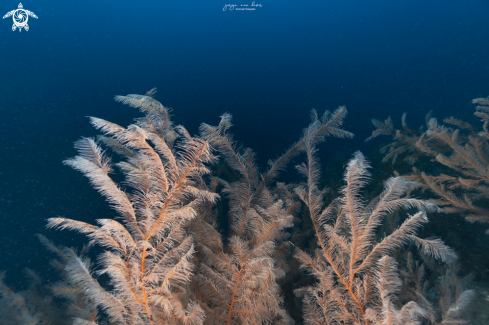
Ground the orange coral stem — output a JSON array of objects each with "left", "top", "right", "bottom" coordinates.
[
  {"left": 141, "top": 249, "right": 154, "bottom": 325},
  {"left": 226, "top": 268, "right": 243, "bottom": 325}
]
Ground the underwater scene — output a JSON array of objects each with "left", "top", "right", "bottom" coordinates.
[{"left": 1, "top": 0, "right": 489, "bottom": 324}]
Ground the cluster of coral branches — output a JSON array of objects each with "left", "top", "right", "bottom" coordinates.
[
  {"left": 0, "top": 90, "right": 480, "bottom": 325},
  {"left": 367, "top": 97, "right": 489, "bottom": 232}
]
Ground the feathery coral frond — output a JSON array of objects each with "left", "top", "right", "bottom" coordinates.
[
  {"left": 295, "top": 122, "right": 456, "bottom": 325},
  {"left": 367, "top": 97, "right": 489, "bottom": 230}
]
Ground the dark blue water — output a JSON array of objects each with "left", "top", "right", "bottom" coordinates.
[{"left": 1, "top": 0, "right": 488, "bottom": 288}]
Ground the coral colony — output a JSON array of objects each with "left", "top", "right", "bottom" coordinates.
[{"left": 1, "top": 89, "right": 482, "bottom": 324}]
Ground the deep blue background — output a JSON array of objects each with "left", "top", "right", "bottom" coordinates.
[{"left": 1, "top": 0, "right": 488, "bottom": 286}]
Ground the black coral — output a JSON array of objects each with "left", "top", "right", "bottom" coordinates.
[
  {"left": 367, "top": 96, "right": 489, "bottom": 231},
  {"left": 189, "top": 108, "right": 352, "bottom": 324},
  {"left": 48, "top": 91, "right": 216, "bottom": 325},
  {"left": 294, "top": 122, "right": 455, "bottom": 324}
]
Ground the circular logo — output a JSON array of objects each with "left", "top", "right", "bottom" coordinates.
[{"left": 14, "top": 9, "right": 28, "bottom": 27}]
